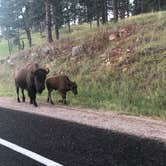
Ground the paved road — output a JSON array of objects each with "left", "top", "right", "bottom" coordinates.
[
  {"left": 1, "top": 97, "right": 166, "bottom": 142},
  {"left": 0, "top": 107, "right": 166, "bottom": 166},
  {"left": 0, "top": 145, "right": 44, "bottom": 166}
]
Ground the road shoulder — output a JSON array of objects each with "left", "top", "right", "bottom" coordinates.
[{"left": 0, "top": 97, "right": 166, "bottom": 143}]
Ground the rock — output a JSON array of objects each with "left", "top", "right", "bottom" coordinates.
[
  {"left": 31, "top": 52, "right": 38, "bottom": 57},
  {"left": 41, "top": 46, "right": 51, "bottom": 54},
  {"left": 7, "top": 58, "right": 14, "bottom": 66},
  {"left": 41, "top": 44, "right": 55, "bottom": 55},
  {"left": 126, "top": 49, "right": 131, "bottom": 53},
  {"left": 119, "top": 56, "right": 123, "bottom": 62},
  {"left": 119, "top": 28, "right": 128, "bottom": 38},
  {"left": 106, "top": 61, "right": 111, "bottom": 66},
  {"left": 109, "top": 34, "right": 117, "bottom": 41},
  {"left": 72, "top": 45, "right": 82, "bottom": 57},
  {"left": 122, "top": 68, "right": 127, "bottom": 72},
  {"left": 70, "top": 56, "right": 77, "bottom": 61}
]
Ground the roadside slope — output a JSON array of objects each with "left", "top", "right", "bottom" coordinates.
[{"left": 0, "top": 11, "right": 166, "bottom": 119}]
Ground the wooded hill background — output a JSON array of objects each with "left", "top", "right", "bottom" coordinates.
[{"left": 0, "top": 0, "right": 165, "bottom": 51}]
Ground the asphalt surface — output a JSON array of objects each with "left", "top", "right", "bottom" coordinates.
[
  {"left": 0, "top": 107, "right": 166, "bottom": 166},
  {"left": 0, "top": 145, "right": 44, "bottom": 166}
]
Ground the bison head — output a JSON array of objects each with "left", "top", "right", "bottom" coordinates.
[
  {"left": 70, "top": 81, "right": 78, "bottom": 95},
  {"left": 33, "top": 68, "right": 49, "bottom": 94}
]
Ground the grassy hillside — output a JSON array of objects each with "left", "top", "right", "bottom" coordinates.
[{"left": 0, "top": 11, "right": 166, "bottom": 119}]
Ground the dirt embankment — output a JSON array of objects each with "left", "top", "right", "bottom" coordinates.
[{"left": 0, "top": 97, "right": 166, "bottom": 143}]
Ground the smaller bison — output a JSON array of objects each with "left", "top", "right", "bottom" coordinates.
[
  {"left": 14, "top": 63, "right": 49, "bottom": 107},
  {"left": 46, "top": 75, "right": 78, "bottom": 105}
]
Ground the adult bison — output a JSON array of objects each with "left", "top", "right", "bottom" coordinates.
[
  {"left": 46, "top": 75, "right": 77, "bottom": 105},
  {"left": 14, "top": 63, "right": 49, "bottom": 107}
]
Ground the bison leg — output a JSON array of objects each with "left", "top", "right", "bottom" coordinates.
[
  {"left": 28, "top": 91, "right": 38, "bottom": 107},
  {"left": 30, "top": 96, "right": 38, "bottom": 107},
  {"left": 21, "top": 89, "right": 25, "bottom": 102},
  {"left": 29, "top": 96, "right": 33, "bottom": 104},
  {"left": 47, "top": 91, "right": 50, "bottom": 103},
  {"left": 30, "top": 98, "right": 33, "bottom": 104},
  {"left": 61, "top": 92, "right": 67, "bottom": 105},
  {"left": 47, "top": 89, "right": 54, "bottom": 105},
  {"left": 33, "top": 95, "right": 38, "bottom": 107},
  {"left": 16, "top": 86, "right": 21, "bottom": 103}
]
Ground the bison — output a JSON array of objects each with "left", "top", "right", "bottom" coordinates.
[
  {"left": 46, "top": 75, "right": 78, "bottom": 105},
  {"left": 14, "top": 63, "right": 49, "bottom": 107}
]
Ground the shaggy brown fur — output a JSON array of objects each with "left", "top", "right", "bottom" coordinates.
[
  {"left": 14, "top": 63, "right": 49, "bottom": 107},
  {"left": 46, "top": 75, "right": 77, "bottom": 104}
]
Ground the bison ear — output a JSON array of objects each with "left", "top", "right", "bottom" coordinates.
[{"left": 73, "top": 81, "right": 77, "bottom": 86}]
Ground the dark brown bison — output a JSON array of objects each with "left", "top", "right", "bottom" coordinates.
[
  {"left": 14, "top": 63, "right": 49, "bottom": 107},
  {"left": 46, "top": 75, "right": 78, "bottom": 105}
]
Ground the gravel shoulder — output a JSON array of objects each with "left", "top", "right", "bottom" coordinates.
[{"left": 0, "top": 97, "right": 166, "bottom": 143}]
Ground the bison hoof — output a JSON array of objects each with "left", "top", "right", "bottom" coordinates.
[
  {"left": 63, "top": 101, "right": 67, "bottom": 105},
  {"left": 34, "top": 103, "right": 38, "bottom": 107},
  {"left": 51, "top": 101, "right": 54, "bottom": 105},
  {"left": 17, "top": 99, "right": 21, "bottom": 103},
  {"left": 59, "top": 100, "right": 67, "bottom": 105}
]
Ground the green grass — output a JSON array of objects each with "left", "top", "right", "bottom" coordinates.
[
  {"left": 0, "top": 11, "right": 166, "bottom": 119},
  {"left": 0, "top": 39, "right": 18, "bottom": 59},
  {"left": 0, "top": 32, "right": 47, "bottom": 59},
  {"left": 0, "top": 40, "right": 9, "bottom": 58},
  {"left": 0, "top": 64, "right": 15, "bottom": 97}
]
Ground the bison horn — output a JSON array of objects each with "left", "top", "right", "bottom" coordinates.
[{"left": 46, "top": 68, "right": 50, "bottom": 74}]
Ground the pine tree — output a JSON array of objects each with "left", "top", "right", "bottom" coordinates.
[
  {"left": 45, "top": 0, "right": 53, "bottom": 42},
  {"left": 112, "top": 0, "right": 118, "bottom": 21},
  {"left": 52, "top": 0, "right": 63, "bottom": 40},
  {"left": 0, "top": 0, "right": 22, "bottom": 53},
  {"left": 132, "top": 0, "right": 166, "bottom": 15}
]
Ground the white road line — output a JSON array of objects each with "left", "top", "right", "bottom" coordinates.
[{"left": 0, "top": 138, "right": 63, "bottom": 166}]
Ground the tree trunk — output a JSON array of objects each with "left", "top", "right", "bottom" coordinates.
[
  {"left": 25, "top": 28, "right": 32, "bottom": 47},
  {"left": 96, "top": 0, "right": 100, "bottom": 27},
  {"left": 45, "top": 0, "right": 53, "bottom": 43},
  {"left": 158, "top": 0, "right": 161, "bottom": 11},
  {"left": 133, "top": 0, "right": 139, "bottom": 15},
  {"left": 141, "top": 0, "right": 144, "bottom": 13},
  {"left": 17, "top": 28, "right": 21, "bottom": 50},
  {"left": 126, "top": 0, "right": 130, "bottom": 17},
  {"left": 105, "top": 0, "right": 108, "bottom": 22},
  {"left": 112, "top": 0, "right": 118, "bottom": 22},
  {"left": 89, "top": 21, "right": 92, "bottom": 29},
  {"left": 97, "top": 16, "right": 100, "bottom": 27},
  {"left": 119, "top": 0, "right": 126, "bottom": 19},
  {"left": 40, "top": 21, "right": 45, "bottom": 38},
  {"left": 68, "top": 21, "right": 71, "bottom": 33},
  {"left": 21, "top": 40, "right": 25, "bottom": 50},
  {"left": 101, "top": 0, "right": 108, "bottom": 24},
  {"left": 7, "top": 39, "right": 12, "bottom": 57},
  {"left": 55, "top": 24, "right": 59, "bottom": 40}
]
